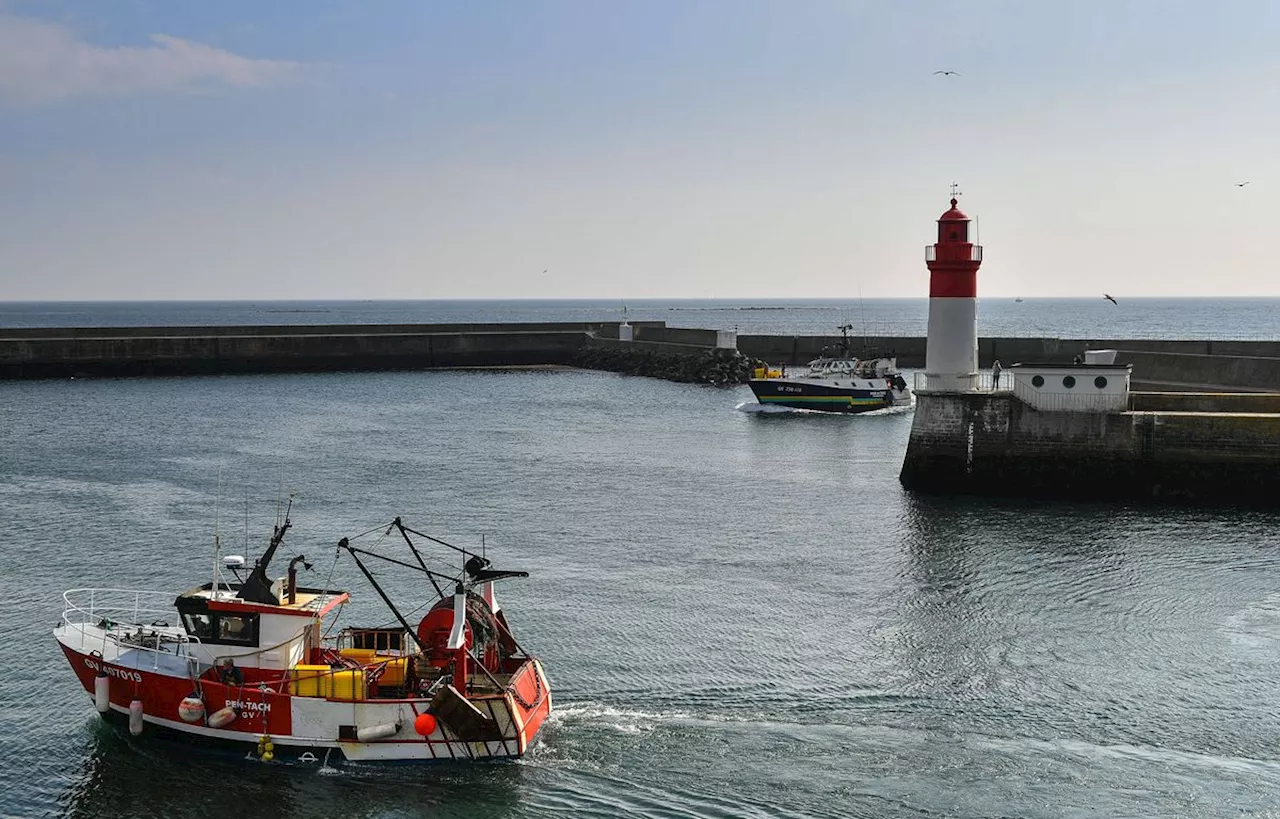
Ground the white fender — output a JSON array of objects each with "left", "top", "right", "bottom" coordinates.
[
  {"left": 128, "top": 699, "right": 144, "bottom": 736},
  {"left": 207, "top": 706, "right": 237, "bottom": 729},
  {"left": 447, "top": 592, "right": 467, "bottom": 650},
  {"left": 178, "top": 696, "right": 205, "bottom": 724},
  {"left": 93, "top": 673, "right": 110, "bottom": 714},
  {"left": 355, "top": 721, "right": 401, "bottom": 742}
]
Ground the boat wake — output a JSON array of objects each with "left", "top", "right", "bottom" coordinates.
[
  {"left": 735, "top": 402, "right": 795, "bottom": 415},
  {"left": 736, "top": 401, "right": 913, "bottom": 416}
]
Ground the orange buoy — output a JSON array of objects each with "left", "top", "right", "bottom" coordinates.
[{"left": 413, "top": 712, "right": 437, "bottom": 736}]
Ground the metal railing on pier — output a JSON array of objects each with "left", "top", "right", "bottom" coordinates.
[
  {"left": 912, "top": 372, "right": 1129, "bottom": 412},
  {"left": 913, "top": 372, "right": 1006, "bottom": 392}
]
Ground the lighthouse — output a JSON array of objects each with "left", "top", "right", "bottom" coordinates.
[{"left": 923, "top": 187, "right": 983, "bottom": 391}]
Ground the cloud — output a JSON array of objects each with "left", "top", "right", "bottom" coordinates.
[{"left": 0, "top": 14, "right": 299, "bottom": 104}]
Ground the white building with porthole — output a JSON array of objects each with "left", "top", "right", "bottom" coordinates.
[{"left": 1007, "top": 362, "right": 1132, "bottom": 412}]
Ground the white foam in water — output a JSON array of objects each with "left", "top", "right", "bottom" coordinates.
[
  {"left": 1220, "top": 593, "right": 1280, "bottom": 654},
  {"left": 550, "top": 700, "right": 763, "bottom": 732},
  {"left": 735, "top": 402, "right": 796, "bottom": 414},
  {"left": 735, "top": 401, "right": 914, "bottom": 416}
]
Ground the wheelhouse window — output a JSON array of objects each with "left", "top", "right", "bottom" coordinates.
[
  {"left": 183, "top": 613, "right": 213, "bottom": 640},
  {"left": 178, "top": 608, "right": 260, "bottom": 646},
  {"left": 217, "top": 614, "right": 257, "bottom": 645}
]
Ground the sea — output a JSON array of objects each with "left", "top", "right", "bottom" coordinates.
[{"left": 3, "top": 299, "right": 1280, "bottom": 819}]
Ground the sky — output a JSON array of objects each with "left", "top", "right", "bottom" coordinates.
[{"left": 1, "top": 0, "right": 1278, "bottom": 300}]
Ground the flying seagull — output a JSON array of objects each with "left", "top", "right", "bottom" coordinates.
[
  {"left": 933, "top": 70, "right": 960, "bottom": 76},
  {"left": 1103, "top": 294, "right": 1118, "bottom": 305},
  {"left": 1236, "top": 181, "right": 1251, "bottom": 187}
]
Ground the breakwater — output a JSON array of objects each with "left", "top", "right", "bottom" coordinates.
[
  {"left": 0, "top": 322, "right": 648, "bottom": 379},
  {"left": 574, "top": 338, "right": 760, "bottom": 385},
  {"left": 5, "top": 323, "right": 1280, "bottom": 390}
]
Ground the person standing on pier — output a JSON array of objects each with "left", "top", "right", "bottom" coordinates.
[{"left": 991, "top": 359, "right": 1002, "bottom": 389}]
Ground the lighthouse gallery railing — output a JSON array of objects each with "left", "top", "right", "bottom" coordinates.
[{"left": 924, "top": 245, "right": 983, "bottom": 262}]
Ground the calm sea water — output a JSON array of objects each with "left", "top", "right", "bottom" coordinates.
[
  {"left": 1, "top": 297, "right": 1278, "bottom": 339},
  {"left": 3, "top": 364, "right": 1280, "bottom": 818}
]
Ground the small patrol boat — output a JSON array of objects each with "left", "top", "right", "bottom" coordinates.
[
  {"left": 748, "top": 325, "right": 911, "bottom": 413},
  {"left": 55, "top": 507, "right": 551, "bottom": 763}
]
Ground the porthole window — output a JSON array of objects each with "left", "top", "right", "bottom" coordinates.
[
  {"left": 1031, "top": 375, "right": 1044, "bottom": 388},
  {"left": 1063, "top": 376, "right": 1076, "bottom": 389},
  {"left": 1094, "top": 376, "right": 1108, "bottom": 389}
]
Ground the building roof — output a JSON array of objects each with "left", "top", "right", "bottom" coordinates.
[{"left": 1009, "top": 362, "right": 1133, "bottom": 370}]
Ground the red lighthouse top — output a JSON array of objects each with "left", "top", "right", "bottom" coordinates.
[
  {"left": 925, "top": 187, "right": 982, "bottom": 298},
  {"left": 938, "top": 198, "right": 968, "bottom": 223}
]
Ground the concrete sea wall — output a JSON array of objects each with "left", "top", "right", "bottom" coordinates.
[
  {"left": 900, "top": 391, "right": 1280, "bottom": 504},
  {"left": 0, "top": 322, "right": 670, "bottom": 379},
  {"left": 1115, "top": 350, "right": 1280, "bottom": 393},
  {"left": 737, "top": 335, "right": 1280, "bottom": 371},
  {"left": 0, "top": 329, "right": 589, "bottom": 379},
  {"left": 5, "top": 323, "right": 1280, "bottom": 390}
]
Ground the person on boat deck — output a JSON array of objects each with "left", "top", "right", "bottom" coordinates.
[
  {"left": 991, "top": 359, "right": 1003, "bottom": 389},
  {"left": 218, "top": 658, "right": 244, "bottom": 686}
]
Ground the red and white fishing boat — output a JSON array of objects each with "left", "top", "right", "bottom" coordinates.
[{"left": 54, "top": 511, "right": 552, "bottom": 763}]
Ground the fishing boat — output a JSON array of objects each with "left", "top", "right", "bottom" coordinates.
[
  {"left": 54, "top": 509, "right": 551, "bottom": 763},
  {"left": 748, "top": 325, "right": 911, "bottom": 413}
]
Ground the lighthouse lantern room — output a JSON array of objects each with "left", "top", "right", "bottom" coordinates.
[{"left": 924, "top": 185, "right": 983, "bottom": 391}]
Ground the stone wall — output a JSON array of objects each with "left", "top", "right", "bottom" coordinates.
[
  {"left": 0, "top": 329, "right": 590, "bottom": 378},
  {"left": 901, "top": 391, "right": 1280, "bottom": 504},
  {"left": 1115, "top": 350, "right": 1280, "bottom": 392},
  {"left": 575, "top": 337, "right": 760, "bottom": 385}
]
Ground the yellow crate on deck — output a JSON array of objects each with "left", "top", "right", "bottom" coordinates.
[
  {"left": 290, "top": 665, "right": 331, "bottom": 698},
  {"left": 374, "top": 656, "right": 409, "bottom": 687},
  {"left": 339, "top": 648, "right": 377, "bottom": 664},
  {"left": 330, "top": 669, "right": 368, "bottom": 701}
]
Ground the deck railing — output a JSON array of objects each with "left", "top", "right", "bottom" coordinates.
[{"left": 61, "top": 588, "right": 204, "bottom": 669}]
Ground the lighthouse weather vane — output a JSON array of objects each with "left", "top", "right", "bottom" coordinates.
[{"left": 950, "top": 181, "right": 962, "bottom": 200}]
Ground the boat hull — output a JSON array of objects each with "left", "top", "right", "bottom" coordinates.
[
  {"left": 55, "top": 627, "right": 551, "bottom": 762},
  {"left": 748, "top": 379, "right": 910, "bottom": 414}
]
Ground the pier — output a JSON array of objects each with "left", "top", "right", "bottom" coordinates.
[
  {"left": 6, "top": 322, "right": 1280, "bottom": 391},
  {"left": 897, "top": 194, "right": 1280, "bottom": 504},
  {"left": 900, "top": 377, "right": 1280, "bottom": 504}
]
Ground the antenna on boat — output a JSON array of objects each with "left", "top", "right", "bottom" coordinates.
[
  {"left": 212, "top": 468, "right": 223, "bottom": 597},
  {"left": 858, "top": 285, "right": 869, "bottom": 354},
  {"left": 237, "top": 495, "right": 293, "bottom": 605},
  {"left": 275, "top": 472, "right": 284, "bottom": 532},
  {"left": 837, "top": 323, "right": 853, "bottom": 358}
]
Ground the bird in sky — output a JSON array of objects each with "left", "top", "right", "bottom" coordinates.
[
  {"left": 933, "top": 70, "right": 960, "bottom": 76},
  {"left": 1103, "top": 294, "right": 1118, "bottom": 305},
  {"left": 1236, "top": 181, "right": 1251, "bottom": 187}
]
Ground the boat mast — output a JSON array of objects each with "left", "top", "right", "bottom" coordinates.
[
  {"left": 236, "top": 497, "right": 292, "bottom": 605},
  {"left": 337, "top": 537, "right": 431, "bottom": 656},
  {"left": 838, "top": 324, "right": 853, "bottom": 358},
  {"left": 211, "top": 470, "right": 222, "bottom": 597},
  {"left": 392, "top": 517, "right": 446, "bottom": 599}
]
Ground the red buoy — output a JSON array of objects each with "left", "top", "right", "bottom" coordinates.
[{"left": 414, "top": 712, "right": 438, "bottom": 736}]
